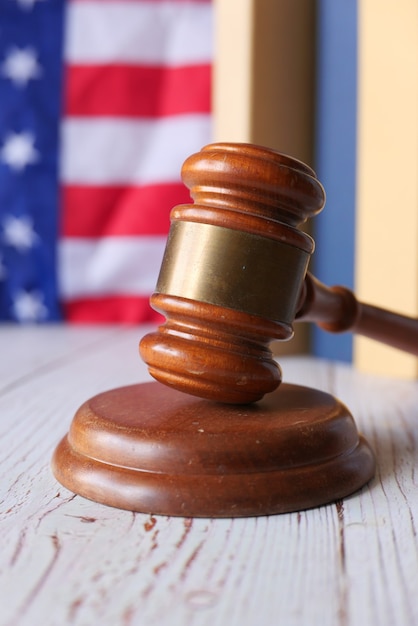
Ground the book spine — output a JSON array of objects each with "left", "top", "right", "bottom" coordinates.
[
  {"left": 312, "top": 0, "right": 358, "bottom": 362},
  {"left": 213, "top": 0, "right": 316, "bottom": 355}
]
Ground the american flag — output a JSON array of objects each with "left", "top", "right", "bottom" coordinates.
[{"left": 0, "top": 0, "right": 212, "bottom": 323}]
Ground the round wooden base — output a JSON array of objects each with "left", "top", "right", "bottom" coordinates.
[{"left": 52, "top": 382, "right": 375, "bottom": 517}]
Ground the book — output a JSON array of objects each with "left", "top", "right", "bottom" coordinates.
[
  {"left": 312, "top": 0, "right": 358, "bottom": 363},
  {"left": 213, "top": 0, "right": 316, "bottom": 355},
  {"left": 354, "top": 0, "right": 418, "bottom": 378}
]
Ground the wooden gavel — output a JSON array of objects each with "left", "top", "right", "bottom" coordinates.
[
  {"left": 53, "top": 142, "right": 385, "bottom": 516},
  {"left": 140, "top": 143, "right": 418, "bottom": 404}
]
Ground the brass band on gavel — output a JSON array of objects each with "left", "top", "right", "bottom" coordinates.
[{"left": 156, "top": 220, "right": 311, "bottom": 330}]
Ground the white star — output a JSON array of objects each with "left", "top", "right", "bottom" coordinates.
[
  {"left": 12, "top": 289, "right": 48, "bottom": 322},
  {"left": 2, "top": 215, "right": 39, "bottom": 252},
  {"left": 15, "top": 0, "right": 47, "bottom": 11},
  {"left": 1, "top": 47, "right": 42, "bottom": 87},
  {"left": 0, "top": 132, "right": 39, "bottom": 171}
]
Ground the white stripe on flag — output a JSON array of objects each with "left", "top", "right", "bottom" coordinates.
[
  {"left": 60, "top": 114, "right": 212, "bottom": 185},
  {"left": 65, "top": 1, "right": 213, "bottom": 65},
  {"left": 59, "top": 236, "right": 167, "bottom": 298}
]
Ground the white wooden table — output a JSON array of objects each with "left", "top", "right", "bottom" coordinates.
[{"left": 1, "top": 325, "right": 418, "bottom": 626}]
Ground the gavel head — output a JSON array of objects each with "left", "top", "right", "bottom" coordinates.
[{"left": 139, "top": 143, "right": 325, "bottom": 404}]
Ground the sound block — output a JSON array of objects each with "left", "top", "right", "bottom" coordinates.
[{"left": 52, "top": 382, "right": 375, "bottom": 517}]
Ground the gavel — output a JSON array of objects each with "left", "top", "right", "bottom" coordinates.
[
  {"left": 140, "top": 142, "right": 418, "bottom": 404},
  {"left": 54, "top": 142, "right": 389, "bottom": 516}
]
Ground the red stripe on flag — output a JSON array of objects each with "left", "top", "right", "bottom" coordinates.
[
  {"left": 62, "top": 296, "right": 164, "bottom": 324},
  {"left": 61, "top": 183, "right": 190, "bottom": 237},
  {"left": 65, "top": 64, "right": 211, "bottom": 117}
]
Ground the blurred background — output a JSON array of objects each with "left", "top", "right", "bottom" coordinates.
[{"left": 1, "top": 0, "right": 417, "bottom": 378}]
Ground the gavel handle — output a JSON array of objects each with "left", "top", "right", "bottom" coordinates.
[{"left": 296, "top": 272, "right": 418, "bottom": 356}]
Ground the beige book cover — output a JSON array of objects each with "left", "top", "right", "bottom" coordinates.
[{"left": 355, "top": 0, "right": 418, "bottom": 377}]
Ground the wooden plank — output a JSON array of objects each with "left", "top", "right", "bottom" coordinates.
[
  {"left": 287, "top": 357, "right": 418, "bottom": 625},
  {"left": 1, "top": 329, "right": 418, "bottom": 625},
  {"left": 0, "top": 325, "right": 121, "bottom": 393}
]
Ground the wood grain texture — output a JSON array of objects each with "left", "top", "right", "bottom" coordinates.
[
  {"left": 52, "top": 381, "right": 374, "bottom": 517},
  {"left": 140, "top": 143, "right": 324, "bottom": 404},
  {"left": 1, "top": 326, "right": 418, "bottom": 625}
]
